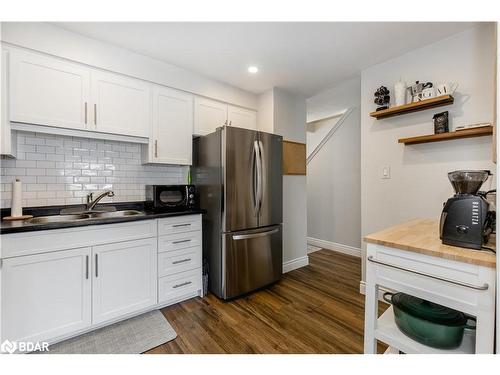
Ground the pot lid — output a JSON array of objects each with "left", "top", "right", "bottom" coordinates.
[{"left": 391, "top": 293, "right": 467, "bottom": 326}]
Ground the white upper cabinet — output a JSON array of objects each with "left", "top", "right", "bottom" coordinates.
[
  {"left": 9, "top": 49, "right": 90, "bottom": 131},
  {"left": 1, "top": 247, "right": 92, "bottom": 343},
  {"left": 148, "top": 85, "right": 193, "bottom": 165},
  {"left": 194, "top": 96, "right": 257, "bottom": 136},
  {"left": 90, "top": 70, "right": 150, "bottom": 138},
  {"left": 92, "top": 238, "right": 157, "bottom": 325},
  {"left": 194, "top": 97, "right": 228, "bottom": 136},
  {"left": 1, "top": 49, "right": 16, "bottom": 157},
  {"left": 227, "top": 105, "right": 257, "bottom": 131}
]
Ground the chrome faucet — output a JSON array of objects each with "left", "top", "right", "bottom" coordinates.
[{"left": 86, "top": 190, "right": 115, "bottom": 211}]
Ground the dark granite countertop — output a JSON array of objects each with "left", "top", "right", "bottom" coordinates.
[{"left": 0, "top": 202, "right": 206, "bottom": 235}]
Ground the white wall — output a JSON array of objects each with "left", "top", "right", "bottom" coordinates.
[
  {"left": 273, "top": 88, "right": 308, "bottom": 266},
  {"left": 306, "top": 116, "right": 340, "bottom": 157},
  {"left": 0, "top": 22, "right": 257, "bottom": 110},
  {"left": 257, "top": 89, "right": 274, "bottom": 133},
  {"left": 307, "top": 76, "right": 361, "bottom": 122},
  {"left": 361, "top": 24, "right": 496, "bottom": 279},
  {"left": 257, "top": 88, "right": 308, "bottom": 269},
  {"left": 306, "top": 76, "right": 362, "bottom": 249}
]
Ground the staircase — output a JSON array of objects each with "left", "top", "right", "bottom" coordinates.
[{"left": 306, "top": 107, "right": 355, "bottom": 165}]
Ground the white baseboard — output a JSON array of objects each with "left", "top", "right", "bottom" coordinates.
[
  {"left": 307, "top": 237, "right": 362, "bottom": 257},
  {"left": 283, "top": 256, "right": 309, "bottom": 273}
]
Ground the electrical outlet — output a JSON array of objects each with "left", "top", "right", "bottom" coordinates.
[{"left": 382, "top": 166, "right": 391, "bottom": 179}]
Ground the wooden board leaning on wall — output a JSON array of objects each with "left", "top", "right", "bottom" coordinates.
[{"left": 282, "top": 140, "right": 306, "bottom": 175}]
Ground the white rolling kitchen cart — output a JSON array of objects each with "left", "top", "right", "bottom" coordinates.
[{"left": 363, "top": 219, "right": 496, "bottom": 354}]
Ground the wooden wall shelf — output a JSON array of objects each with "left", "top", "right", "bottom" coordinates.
[
  {"left": 398, "top": 126, "right": 494, "bottom": 145},
  {"left": 370, "top": 95, "right": 454, "bottom": 120}
]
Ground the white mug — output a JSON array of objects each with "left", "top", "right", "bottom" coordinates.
[{"left": 436, "top": 82, "right": 458, "bottom": 96}]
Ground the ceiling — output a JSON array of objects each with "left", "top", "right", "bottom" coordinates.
[{"left": 54, "top": 22, "right": 476, "bottom": 98}]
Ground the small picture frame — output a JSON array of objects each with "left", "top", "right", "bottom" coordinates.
[{"left": 433, "top": 111, "right": 449, "bottom": 134}]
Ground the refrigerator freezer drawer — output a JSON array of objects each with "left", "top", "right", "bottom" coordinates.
[{"left": 222, "top": 224, "right": 282, "bottom": 299}]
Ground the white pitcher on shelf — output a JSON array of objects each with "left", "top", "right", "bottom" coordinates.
[
  {"left": 394, "top": 79, "right": 406, "bottom": 106},
  {"left": 436, "top": 82, "right": 458, "bottom": 96}
]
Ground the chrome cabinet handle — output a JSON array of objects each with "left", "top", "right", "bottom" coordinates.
[
  {"left": 173, "top": 281, "right": 192, "bottom": 289},
  {"left": 94, "top": 104, "right": 97, "bottom": 125},
  {"left": 172, "top": 258, "right": 191, "bottom": 265},
  {"left": 95, "top": 254, "right": 98, "bottom": 278},
  {"left": 172, "top": 239, "right": 191, "bottom": 244},
  {"left": 366, "top": 256, "right": 489, "bottom": 290},
  {"left": 85, "top": 255, "right": 89, "bottom": 280},
  {"left": 233, "top": 227, "right": 279, "bottom": 241},
  {"left": 229, "top": 120, "right": 232, "bottom": 126},
  {"left": 173, "top": 223, "right": 191, "bottom": 228},
  {"left": 84, "top": 102, "right": 88, "bottom": 125},
  {"left": 224, "top": 120, "right": 228, "bottom": 126},
  {"left": 154, "top": 140, "right": 158, "bottom": 158}
]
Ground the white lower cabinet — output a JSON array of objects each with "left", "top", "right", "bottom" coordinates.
[
  {"left": 1, "top": 247, "right": 92, "bottom": 343},
  {"left": 0, "top": 216, "right": 202, "bottom": 346},
  {"left": 158, "top": 247, "right": 201, "bottom": 277},
  {"left": 156, "top": 216, "right": 203, "bottom": 305},
  {"left": 158, "top": 268, "right": 202, "bottom": 304},
  {"left": 92, "top": 238, "right": 157, "bottom": 324}
]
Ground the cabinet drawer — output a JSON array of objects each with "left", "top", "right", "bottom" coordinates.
[
  {"left": 158, "top": 215, "right": 201, "bottom": 236},
  {"left": 158, "top": 247, "right": 201, "bottom": 277},
  {"left": 158, "top": 268, "right": 201, "bottom": 303},
  {"left": 1, "top": 220, "right": 157, "bottom": 259},
  {"left": 158, "top": 231, "right": 201, "bottom": 253}
]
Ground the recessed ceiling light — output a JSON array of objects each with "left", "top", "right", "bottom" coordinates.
[{"left": 248, "top": 66, "right": 259, "bottom": 74}]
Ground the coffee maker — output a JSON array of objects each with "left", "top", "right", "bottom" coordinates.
[{"left": 440, "top": 170, "right": 495, "bottom": 250}]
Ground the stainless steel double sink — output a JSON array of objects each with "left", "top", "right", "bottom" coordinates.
[{"left": 29, "top": 210, "right": 144, "bottom": 224}]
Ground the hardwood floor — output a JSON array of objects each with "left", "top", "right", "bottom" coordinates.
[{"left": 146, "top": 250, "right": 388, "bottom": 354}]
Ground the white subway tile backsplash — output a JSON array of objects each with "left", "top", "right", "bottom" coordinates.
[
  {"left": 0, "top": 131, "right": 188, "bottom": 208},
  {"left": 36, "top": 145, "right": 55, "bottom": 154}
]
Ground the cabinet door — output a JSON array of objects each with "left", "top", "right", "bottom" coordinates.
[
  {"left": 193, "top": 96, "right": 227, "bottom": 136},
  {"left": 151, "top": 86, "right": 193, "bottom": 165},
  {"left": 1, "top": 49, "right": 14, "bottom": 156},
  {"left": 92, "top": 238, "right": 157, "bottom": 324},
  {"left": 228, "top": 105, "right": 257, "bottom": 130},
  {"left": 91, "top": 70, "right": 150, "bottom": 137},
  {"left": 1, "top": 247, "right": 92, "bottom": 343},
  {"left": 9, "top": 49, "right": 90, "bottom": 130}
]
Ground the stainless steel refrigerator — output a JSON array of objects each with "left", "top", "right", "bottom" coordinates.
[{"left": 193, "top": 126, "right": 283, "bottom": 300}]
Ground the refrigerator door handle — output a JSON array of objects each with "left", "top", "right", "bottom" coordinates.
[
  {"left": 258, "top": 140, "right": 265, "bottom": 212},
  {"left": 232, "top": 227, "right": 280, "bottom": 240},
  {"left": 253, "top": 140, "right": 262, "bottom": 215}
]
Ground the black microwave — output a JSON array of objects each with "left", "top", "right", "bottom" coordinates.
[{"left": 145, "top": 185, "right": 197, "bottom": 211}]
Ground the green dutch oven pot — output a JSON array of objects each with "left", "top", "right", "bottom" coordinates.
[{"left": 383, "top": 292, "right": 476, "bottom": 349}]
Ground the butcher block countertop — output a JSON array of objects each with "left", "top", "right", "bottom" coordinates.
[{"left": 364, "top": 218, "right": 496, "bottom": 268}]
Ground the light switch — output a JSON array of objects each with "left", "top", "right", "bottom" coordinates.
[{"left": 382, "top": 166, "right": 391, "bottom": 179}]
